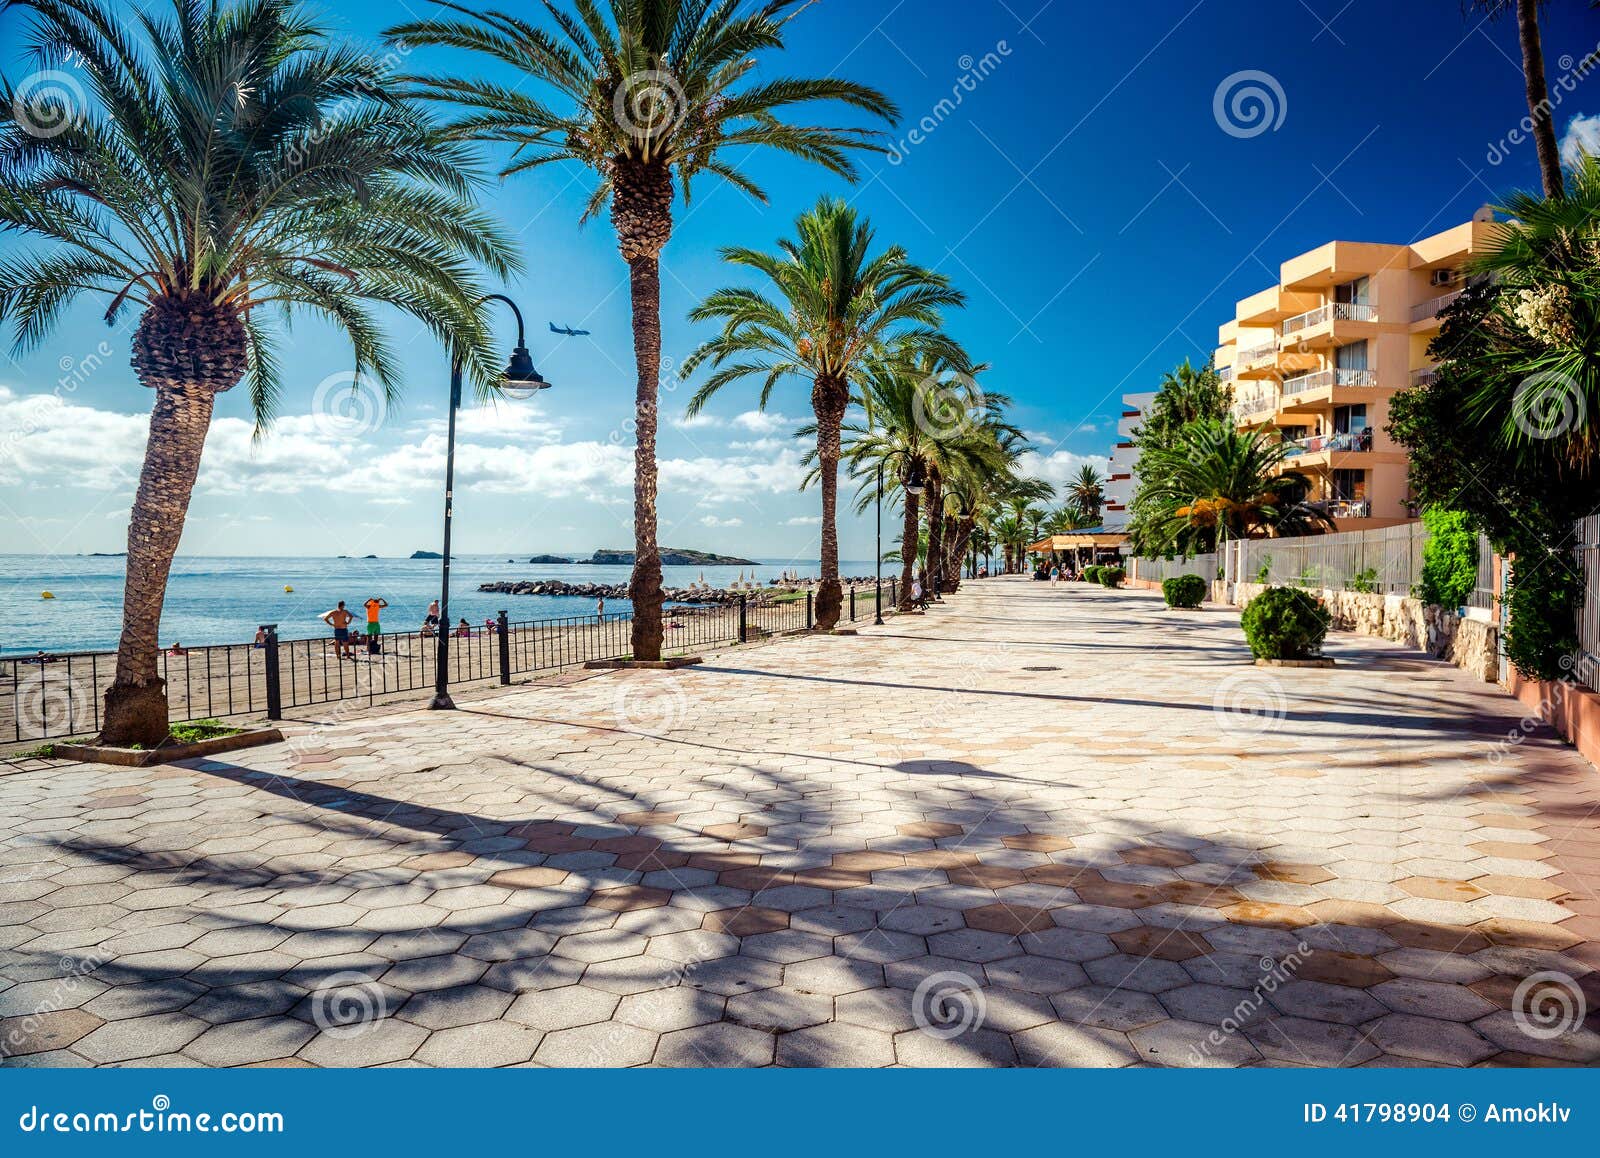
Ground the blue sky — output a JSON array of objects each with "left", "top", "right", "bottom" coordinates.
[{"left": 3, "top": 0, "right": 1598, "bottom": 561}]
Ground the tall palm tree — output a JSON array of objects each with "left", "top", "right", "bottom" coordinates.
[
  {"left": 836, "top": 360, "right": 996, "bottom": 611},
  {"left": 1465, "top": 154, "right": 1600, "bottom": 461},
  {"left": 684, "top": 199, "right": 966, "bottom": 628},
  {"left": 1470, "top": 0, "right": 1562, "bottom": 197},
  {"left": 0, "top": 0, "right": 515, "bottom": 745},
  {"left": 1066, "top": 464, "right": 1105, "bottom": 525},
  {"left": 391, "top": 1, "right": 895, "bottom": 659},
  {"left": 1129, "top": 420, "right": 1333, "bottom": 555}
]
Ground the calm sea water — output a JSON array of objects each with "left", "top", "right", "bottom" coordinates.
[{"left": 0, "top": 555, "right": 884, "bottom": 656}]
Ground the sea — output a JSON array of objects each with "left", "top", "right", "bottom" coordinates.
[{"left": 0, "top": 554, "right": 885, "bottom": 656}]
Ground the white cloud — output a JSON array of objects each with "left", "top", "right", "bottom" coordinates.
[
  {"left": 784, "top": 515, "right": 822, "bottom": 526},
  {"left": 731, "top": 410, "right": 795, "bottom": 434},
  {"left": 1015, "top": 449, "right": 1111, "bottom": 492},
  {"left": 668, "top": 411, "right": 722, "bottom": 430},
  {"left": 699, "top": 514, "right": 743, "bottom": 528},
  {"left": 1560, "top": 111, "right": 1600, "bottom": 168},
  {"left": 0, "top": 386, "right": 811, "bottom": 510}
]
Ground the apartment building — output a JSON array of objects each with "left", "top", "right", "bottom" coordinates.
[
  {"left": 1100, "top": 390, "right": 1157, "bottom": 529},
  {"left": 1213, "top": 207, "right": 1496, "bottom": 530}
]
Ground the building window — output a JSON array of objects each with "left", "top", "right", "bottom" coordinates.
[
  {"left": 1332, "top": 404, "right": 1367, "bottom": 434},
  {"left": 1335, "top": 340, "right": 1368, "bottom": 371},
  {"left": 1335, "top": 276, "right": 1371, "bottom": 306},
  {"left": 1332, "top": 468, "right": 1367, "bottom": 500}
]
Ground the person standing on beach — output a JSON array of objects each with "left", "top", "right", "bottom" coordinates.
[
  {"left": 596, "top": 596, "right": 605, "bottom": 621},
  {"left": 322, "top": 601, "right": 355, "bottom": 658},
  {"left": 363, "top": 597, "right": 387, "bottom": 656}
]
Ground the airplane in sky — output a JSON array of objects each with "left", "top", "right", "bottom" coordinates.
[{"left": 548, "top": 322, "right": 592, "bottom": 337}]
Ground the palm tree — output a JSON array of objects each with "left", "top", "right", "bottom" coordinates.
[
  {"left": 1129, "top": 420, "right": 1333, "bottom": 555},
  {"left": 391, "top": 1, "right": 895, "bottom": 659},
  {"left": 1470, "top": 1, "right": 1562, "bottom": 197},
  {"left": 836, "top": 361, "right": 996, "bottom": 611},
  {"left": 1464, "top": 154, "right": 1600, "bottom": 461},
  {"left": 0, "top": 0, "right": 515, "bottom": 745},
  {"left": 928, "top": 414, "right": 1028, "bottom": 593},
  {"left": 1066, "top": 464, "right": 1105, "bottom": 525},
  {"left": 685, "top": 199, "right": 966, "bottom": 628},
  {"left": 1133, "top": 357, "right": 1230, "bottom": 451}
]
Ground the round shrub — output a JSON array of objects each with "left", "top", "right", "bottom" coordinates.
[
  {"left": 1098, "top": 565, "right": 1125, "bottom": 588},
  {"left": 1240, "top": 586, "right": 1331, "bottom": 659},
  {"left": 1082, "top": 565, "right": 1102, "bottom": 583},
  {"left": 1162, "top": 574, "right": 1206, "bottom": 609}
]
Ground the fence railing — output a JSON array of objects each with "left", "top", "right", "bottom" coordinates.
[
  {"left": 1229, "top": 522, "right": 1424, "bottom": 595},
  {"left": 1280, "top": 301, "right": 1378, "bottom": 336},
  {"left": 1132, "top": 554, "right": 1218, "bottom": 584},
  {"left": 1577, "top": 515, "right": 1600, "bottom": 688},
  {"left": 3, "top": 581, "right": 900, "bottom": 749}
]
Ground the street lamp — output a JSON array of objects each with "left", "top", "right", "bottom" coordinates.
[{"left": 430, "top": 293, "right": 550, "bottom": 711}]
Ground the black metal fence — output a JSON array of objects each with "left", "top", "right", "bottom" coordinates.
[{"left": 3, "top": 580, "right": 902, "bottom": 749}]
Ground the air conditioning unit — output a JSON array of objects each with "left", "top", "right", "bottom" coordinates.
[{"left": 1430, "top": 268, "right": 1458, "bottom": 288}]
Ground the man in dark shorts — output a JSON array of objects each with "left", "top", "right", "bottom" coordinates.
[{"left": 322, "top": 601, "right": 355, "bottom": 658}]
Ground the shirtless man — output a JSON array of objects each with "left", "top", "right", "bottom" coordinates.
[{"left": 322, "top": 601, "right": 355, "bottom": 658}]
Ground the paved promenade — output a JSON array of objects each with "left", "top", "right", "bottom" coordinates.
[{"left": 2, "top": 579, "right": 1598, "bottom": 1067}]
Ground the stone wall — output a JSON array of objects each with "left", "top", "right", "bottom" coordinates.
[{"left": 1225, "top": 581, "right": 1498, "bottom": 683}]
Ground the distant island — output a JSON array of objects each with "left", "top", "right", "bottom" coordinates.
[
  {"left": 411, "top": 550, "right": 443, "bottom": 560},
  {"left": 590, "top": 547, "right": 759, "bottom": 567},
  {"left": 527, "top": 554, "right": 572, "bottom": 564}
]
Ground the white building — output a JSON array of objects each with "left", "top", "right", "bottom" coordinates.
[{"left": 1099, "top": 391, "right": 1156, "bottom": 529}]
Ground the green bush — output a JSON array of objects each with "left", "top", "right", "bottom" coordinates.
[
  {"left": 1083, "top": 565, "right": 1102, "bottom": 583},
  {"left": 1098, "top": 565, "right": 1125, "bottom": 588},
  {"left": 1416, "top": 507, "right": 1479, "bottom": 609},
  {"left": 1345, "top": 567, "right": 1378, "bottom": 594},
  {"left": 1255, "top": 555, "right": 1272, "bottom": 584},
  {"left": 1162, "top": 574, "right": 1206, "bottom": 608},
  {"left": 1240, "top": 586, "right": 1331, "bottom": 659}
]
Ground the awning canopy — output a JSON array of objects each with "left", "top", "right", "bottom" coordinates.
[{"left": 1027, "top": 530, "right": 1131, "bottom": 552}]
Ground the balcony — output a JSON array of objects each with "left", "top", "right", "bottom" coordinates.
[
  {"left": 1410, "top": 289, "right": 1462, "bottom": 325},
  {"left": 1279, "top": 301, "right": 1379, "bottom": 341},
  {"left": 1282, "top": 429, "right": 1373, "bottom": 457},
  {"left": 1230, "top": 390, "right": 1278, "bottom": 423},
  {"left": 1217, "top": 365, "right": 1234, "bottom": 383},
  {"left": 1411, "top": 365, "right": 1440, "bottom": 387},
  {"left": 1316, "top": 498, "right": 1372, "bottom": 519},
  {"left": 1280, "top": 367, "right": 1378, "bottom": 398},
  {"left": 1234, "top": 341, "right": 1279, "bottom": 379}
]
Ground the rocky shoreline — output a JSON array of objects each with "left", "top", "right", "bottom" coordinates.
[{"left": 477, "top": 577, "right": 881, "bottom": 604}]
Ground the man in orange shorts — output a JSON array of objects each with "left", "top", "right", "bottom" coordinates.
[{"left": 363, "top": 596, "right": 388, "bottom": 655}]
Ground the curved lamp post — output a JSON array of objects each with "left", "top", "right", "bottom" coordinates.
[{"left": 431, "top": 294, "right": 551, "bottom": 711}]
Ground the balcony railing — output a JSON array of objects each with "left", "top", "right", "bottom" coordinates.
[
  {"left": 1231, "top": 391, "right": 1278, "bottom": 420},
  {"left": 1411, "top": 365, "right": 1440, "bottom": 387},
  {"left": 1410, "top": 289, "right": 1462, "bottom": 323},
  {"left": 1237, "top": 341, "right": 1277, "bottom": 367},
  {"left": 1280, "top": 367, "right": 1378, "bottom": 396},
  {"left": 1317, "top": 498, "right": 1371, "bottom": 519},
  {"left": 1217, "top": 365, "right": 1234, "bottom": 382},
  {"left": 1281, "top": 429, "right": 1373, "bottom": 457},
  {"left": 1280, "top": 301, "right": 1379, "bottom": 337}
]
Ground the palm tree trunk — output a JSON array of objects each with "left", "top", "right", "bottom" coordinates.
[
  {"left": 897, "top": 489, "right": 920, "bottom": 611},
  {"left": 812, "top": 375, "right": 848, "bottom": 629},
  {"left": 626, "top": 253, "right": 665, "bottom": 661},
  {"left": 1517, "top": 0, "right": 1563, "bottom": 198},
  {"left": 100, "top": 382, "right": 218, "bottom": 745},
  {"left": 923, "top": 473, "right": 944, "bottom": 596}
]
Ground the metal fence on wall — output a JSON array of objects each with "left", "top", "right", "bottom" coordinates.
[
  {"left": 1233, "top": 523, "right": 1427, "bottom": 595},
  {"left": 3, "top": 581, "right": 899, "bottom": 750},
  {"left": 1133, "top": 553, "right": 1218, "bottom": 584},
  {"left": 1577, "top": 514, "right": 1600, "bottom": 690}
]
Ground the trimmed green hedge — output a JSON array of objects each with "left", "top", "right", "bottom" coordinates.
[
  {"left": 1241, "top": 586, "right": 1331, "bottom": 659},
  {"left": 1162, "top": 574, "right": 1206, "bottom": 608},
  {"left": 1098, "top": 565, "right": 1125, "bottom": 588},
  {"left": 1083, "top": 565, "right": 1103, "bottom": 583}
]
